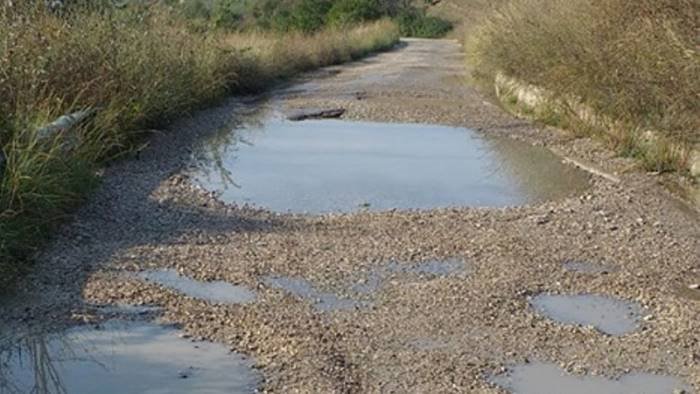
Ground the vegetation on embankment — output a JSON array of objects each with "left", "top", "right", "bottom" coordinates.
[
  {"left": 176, "top": 0, "right": 452, "bottom": 38},
  {"left": 0, "top": 1, "right": 399, "bottom": 290},
  {"left": 463, "top": 0, "right": 699, "bottom": 173}
]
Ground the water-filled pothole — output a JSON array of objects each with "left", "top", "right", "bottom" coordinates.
[
  {"left": 138, "top": 269, "right": 256, "bottom": 304},
  {"left": 351, "top": 259, "right": 469, "bottom": 295},
  {"left": 262, "top": 275, "right": 363, "bottom": 312},
  {"left": 192, "top": 118, "right": 589, "bottom": 213},
  {"left": 491, "top": 362, "right": 692, "bottom": 394},
  {"left": 262, "top": 259, "right": 468, "bottom": 311},
  {"left": 0, "top": 320, "right": 261, "bottom": 393},
  {"left": 530, "top": 294, "right": 642, "bottom": 336}
]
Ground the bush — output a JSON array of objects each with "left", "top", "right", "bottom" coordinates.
[
  {"left": 397, "top": 7, "right": 452, "bottom": 38},
  {"left": 326, "top": 0, "right": 383, "bottom": 26},
  {"left": 212, "top": 0, "right": 246, "bottom": 30}
]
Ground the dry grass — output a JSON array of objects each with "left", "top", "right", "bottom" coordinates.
[
  {"left": 0, "top": 2, "right": 399, "bottom": 290},
  {"left": 465, "top": 0, "right": 699, "bottom": 171}
]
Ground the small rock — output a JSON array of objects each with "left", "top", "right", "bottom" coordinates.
[
  {"left": 288, "top": 108, "right": 345, "bottom": 121},
  {"left": 534, "top": 215, "right": 550, "bottom": 225},
  {"left": 643, "top": 314, "right": 655, "bottom": 322},
  {"left": 688, "top": 284, "right": 699, "bottom": 290}
]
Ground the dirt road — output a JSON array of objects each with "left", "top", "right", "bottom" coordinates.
[{"left": 4, "top": 39, "right": 699, "bottom": 393}]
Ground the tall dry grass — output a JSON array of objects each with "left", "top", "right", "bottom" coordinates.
[
  {"left": 466, "top": 0, "right": 699, "bottom": 171},
  {"left": 0, "top": 2, "right": 399, "bottom": 290}
]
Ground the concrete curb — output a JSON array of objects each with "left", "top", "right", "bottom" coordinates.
[{"left": 493, "top": 72, "right": 700, "bottom": 184}]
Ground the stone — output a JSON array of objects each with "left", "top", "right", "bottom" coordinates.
[{"left": 287, "top": 108, "right": 345, "bottom": 121}]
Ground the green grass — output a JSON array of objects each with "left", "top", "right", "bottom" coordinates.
[
  {"left": 0, "top": 2, "right": 399, "bottom": 291},
  {"left": 464, "top": 0, "right": 699, "bottom": 172}
]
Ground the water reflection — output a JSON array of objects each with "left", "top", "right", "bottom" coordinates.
[
  {"left": 530, "top": 294, "right": 643, "bottom": 336},
  {"left": 0, "top": 320, "right": 260, "bottom": 394},
  {"left": 263, "top": 276, "right": 363, "bottom": 312},
  {"left": 491, "top": 362, "right": 692, "bottom": 394},
  {"left": 191, "top": 117, "right": 590, "bottom": 214},
  {"left": 137, "top": 270, "right": 256, "bottom": 305}
]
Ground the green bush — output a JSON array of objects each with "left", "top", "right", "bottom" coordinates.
[
  {"left": 212, "top": 0, "right": 245, "bottom": 29},
  {"left": 326, "top": 0, "right": 383, "bottom": 26},
  {"left": 397, "top": 7, "right": 452, "bottom": 38}
]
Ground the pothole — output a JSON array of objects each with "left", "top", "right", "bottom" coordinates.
[
  {"left": 262, "top": 275, "right": 364, "bottom": 312},
  {"left": 490, "top": 362, "right": 692, "bottom": 394},
  {"left": 191, "top": 117, "right": 590, "bottom": 213},
  {"left": 0, "top": 320, "right": 261, "bottom": 393},
  {"left": 262, "top": 259, "right": 469, "bottom": 311},
  {"left": 138, "top": 269, "right": 256, "bottom": 304},
  {"left": 530, "top": 294, "right": 643, "bottom": 336}
]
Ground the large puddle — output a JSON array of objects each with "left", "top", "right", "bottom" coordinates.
[
  {"left": 192, "top": 118, "right": 589, "bottom": 213},
  {"left": 531, "top": 294, "right": 642, "bottom": 336},
  {"left": 138, "top": 269, "right": 256, "bottom": 305},
  {"left": 491, "top": 362, "right": 692, "bottom": 394},
  {"left": 0, "top": 320, "right": 260, "bottom": 393}
]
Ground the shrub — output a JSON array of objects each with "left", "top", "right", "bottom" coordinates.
[
  {"left": 397, "top": 7, "right": 452, "bottom": 38},
  {"left": 326, "top": 0, "right": 383, "bottom": 26}
]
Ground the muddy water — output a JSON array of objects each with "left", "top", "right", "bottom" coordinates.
[
  {"left": 0, "top": 320, "right": 260, "bottom": 393},
  {"left": 491, "top": 362, "right": 692, "bottom": 394},
  {"left": 138, "top": 269, "right": 256, "bottom": 304},
  {"left": 531, "top": 294, "right": 642, "bottom": 336},
  {"left": 192, "top": 118, "right": 590, "bottom": 213}
]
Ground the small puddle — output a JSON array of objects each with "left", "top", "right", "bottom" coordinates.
[
  {"left": 263, "top": 276, "right": 363, "bottom": 312},
  {"left": 0, "top": 320, "right": 260, "bottom": 393},
  {"left": 138, "top": 269, "right": 256, "bottom": 304},
  {"left": 491, "top": 362, "right": 692, "bottom": 394},
  {"left": 531, "top": 294, "right": 642, "bottom": 336},
  {"left": 351, "top": 259, "right": 469, "bottom": 295},
  {"left": 192, "top": 118, "right": 590, "bottom": 213},
  {"left": 563, "top": 261, "right": 616, "bottom": 275},
  {"left": 262, "top": 259, "right": 468, "bottom": 311}
]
